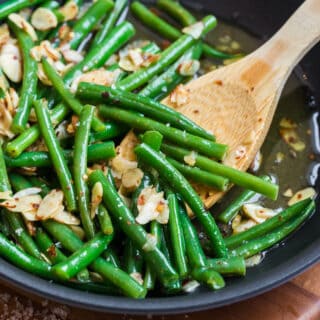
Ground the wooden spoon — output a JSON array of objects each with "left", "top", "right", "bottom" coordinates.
[{"left": 160, "top": 0, "right": 320, "bottom": 208}]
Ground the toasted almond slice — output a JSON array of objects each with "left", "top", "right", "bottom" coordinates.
[
  {"left": 0, "top": 42, "right": 22, "bottom": 83},
  {"left": 0, "top": 24, "right": 10, "bottom": 48},
  {"left": 36, "top": 189, "right": 64, "bottom": 220},
  {"left": 242, "top": 203, "right": 277, "bottom": 224},
  {"left": 182, "top": 22, "right": 204, "bottom": 39},
  {"left": 31, "top": 8, "right": 58, "bottom": 31},
  {"left": 178, "top": 59, "right": 200, "bottom": 76},
  {"left": 283, "top": 188, "right": 293, "bottom": 197},
  {"left": 121, "top": 168, "right": 144, "bottom": 192},
  {"left": 91, "top": 182, "right": 103, "bottom": 219},
  {"left": 59, "top": 1, "right": 79, "bottom": 21},
  {"left": 21, "top": 210, "right": 38, "bottom": 221},
  {"left": 0, "top": 194, "right": 42, "bottom": 214},
  {"left": 14, "top": 187, "right": 41, "bottom": 198},
  {"left": 54, "top": 210, "right": 80, "bottom": 225},
  {"left": 231, "top": 214, "right": 242, "bottom": 230},
  {"left": 61, "top": 48, "right": 83, "bottom": 63},
  {"left": 169, "top": 84, "right": 190, "bottom": 108},
  {"left": 233, "top": 219, "right": 257, "bottom": 234},
  {"left": 8, "top": 13, "right": 38, "bottom": 41},
  {"left": 37, "top": 62, "right": 52, "bottom": 85},
  {"left": 288, "top": 187, "right": 316, "bottom": 206}
]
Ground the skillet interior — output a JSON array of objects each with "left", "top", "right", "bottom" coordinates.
[{"left": 0, "top": 0, "right": 319, "bottom": 314}]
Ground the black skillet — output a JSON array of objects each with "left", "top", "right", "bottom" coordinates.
[{"left": 0, "top": 0, "right": 320, "bottom": 315}]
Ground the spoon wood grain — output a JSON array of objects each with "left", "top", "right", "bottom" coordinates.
[{"left": 161, "top": 0, "right": 320, "bottom": 208}]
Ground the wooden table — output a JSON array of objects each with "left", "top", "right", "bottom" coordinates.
[{"left": 0, "top": 263, "right": 319, "bottom": 320}]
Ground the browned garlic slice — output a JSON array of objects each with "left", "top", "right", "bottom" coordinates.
[
  {"left": 0, "top": 24, "right": 10, "bottom": 48},
  {"left": 0, "top": 42, "right": 22, "bottom": 83},
  {"left": 136, "top": 186, "right": 169, "bottom": 225},
  {"left": 8, "top": 13, "right": 38, "bottom": 41},
  {"left": 182, "top": 22, "right": 204, "bottom": 39},
  {"left": 31, "top": 7, "right": 58, "bottom": 31},
  {"left": 183, "top": 151, "right": 197, "bottom": 166},
  {"left": 59, "top": 1, "right": 79, "bottom": 21},
  {"left": 169, "top": 84, "right": 190, "bottom": 108},
  {"left": 280, "top": 128, "right": 306, "bottom": 152},
  {"left": 121, "top": 168, "right": 144, "bottom": 192},
  {"left": 61, "top": 48, "right": 83, "bottom": 64},
  {"left": 232, "top": 219, "right": 257, "bottom": 234},
  {"left": 178, "top": 60, "right": 200, "bottom": 76},
  {"left": 288, "top": 187, "right": 316, "bottom": 206},
  {"left": 242, "top": 203, "right": 277, "bottom": 224}
]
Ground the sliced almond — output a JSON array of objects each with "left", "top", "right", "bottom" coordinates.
[
  {"left": 288, "top": 187, "right": 316, "bottom": 206},
  {"left": 31, "top": 7, "right": 58, "bottom": 31},
  {"left": 0, "top": 24, "right": 10, "bottom": 48},
  {"left": 54, "top": 210, "right": 80, "bottom": 225},
  {"left": 178, "top": 59, "right": 200, "bottom": 76},
  {"left": 8, "top": 13, "right": 38, "bottom": 41},
  {"left": 233, "top": 219, "right": 257, "bottom": 234},
  {"left": 91, "top": 182, "right": 103, "bottom": 219},
  {"left": 61, "top": 48, "right": 83, "bottom": 64},
  {"left": 182, "top": 22, "right": 204, "bottom": 39},
  {"left": 37, "top": 63, "right": 52, "bottom": 85},
  {"left": 121, "top": 168, "right": 144, "bottom": 192},
  {"left": 231, "top": 214, "right": 242, "bottom": 230},
  {"left": 283, "top": 188, "right": 293, "bottom": 197},
  {"left": 31, "top": 40, "right": 61, "bottom": 62},
  {"left": 0, "top": 42, "right": 22, "bottom": 83},
  {"left": 0, "top": 194, "right": 42, "bottom": 215},
  {"left": 36, "top": 189, "right": 64, "bottom": 220},
  {"left": 169, "top": 84, "right": 190, "bottom": 108},
  {"left": 59, "top": 1, "right": 79, "bottom": 21},
  {"left": 242, "top": 203, "right": 277, "bottom": 224}
]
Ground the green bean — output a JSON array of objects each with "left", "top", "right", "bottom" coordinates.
[
  {"left": 225, "top": 199, "right": 312, "bottom": 249},
  {"left": 5, "top": 142, "right": 116, "bottom": 168},
  {"left": 167, "top": 157, "right": 229, "bottom": 191},
  {"left": 91, "top": 0, "right": 128, "bottom": 47},
  {"left": 0, "top": 211, "right": 10, "bottom": 238},
  {"left": 117, "top": 14, "right": 217, "bottom": 91},
  {"left": 73, "top": 105, "right": 95, "bottom": 239},
  {"left": 141, "top": 131, "right": 163, "bottom": 152},
  {"left": 28, "top": 177, "right": 51, "bottom": 197},
  {"left": 143, "top": 221, "right": 161, "bottom": 290},
  {"left": 88, "top": 170, "right": 179, "bottom": 287},
  {"left": 5, "top": 103, "right": 70, "bottom": 158},
  {"left": 156, "top": 0, "right": 196, "bottom": 26},
  {"left": 218, "top": 175, "right": 271, "bottom": 224},
  {"left": 34, "top": 99, "right": 77, "bottom": 212},
  {"left": 42, "top": 59, "right": 106, "bottom": 132},
  {"left": 43, "top": 220, "right": 146, "bottom": 298},
  {"left": 89, "top": 123, "right": 127, "bottom": 143},
  {"left": 140, "top": 44, "right": 202, "bottom": 100},
  {"left": 99, "top": 106, "right": 227, "bottom": 159},
  {"left": 0, "top": 0, "right": 46, "bottom": 19},
  {"left": 77, "top": 83, "right": 214, "bottom": 141},
  {"left": 123, "top": 239, "right": 143, "bottom": 275},
  {"left": 63, "top": 21, "right": 135, "bottom": 85},
  {"left": 167, "top": 190, "right": 188, "bottom": 278},
  {"left": 7, "top": 174, "right": 44, "bottom": 260},
  {"left": 148, "top": 0, "right": 239, "bottom": 60},
  {"left": 135, "top": 143, "right": 228, "bottom": 258},
  {"left": 179, "top": 204, "right": 206, "bottom": 268},
  {"left": 52, "top": 232, "right": 113, "bottom": 280},
  {"left": 231, "top": 201, "right": 315, "bottom": 258},
  {"left": 66, "top": 281, "right": 120, "bottom": 295},
  {"left": 206, "top": 257, "right": 246, "bottom": 276},
  {"left": 0, "top": 145, "right": 10, "bottom": 192},
  {"left": 69, "top": 0, "right": 114, "bottom": 50},
  {"left": 103, "top": 247, "right": 120, "bottom": 268},
  {"left": 161, "top": 143, "right": 279, "bottom": 200},
  {"left": 192, "top": 267, "right": 225, "bottom": 290},
  {"left": 0, "top": 232, "right": 51, "bottom": 278},
  {"left": 8, "top": 21, "right": 38, "bottom": 134},
  {"left": 97, "top": 205, "right": 114, "bottom": 236},
  {"left": 35, "top": 228, "right": 67, "bottom": 264}
]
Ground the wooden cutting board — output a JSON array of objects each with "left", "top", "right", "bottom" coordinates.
[{"left": 0, "top": 263, "right": 319, "bottom": 320}]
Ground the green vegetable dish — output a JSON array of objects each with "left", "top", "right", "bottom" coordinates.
[{"left": 0, "top": 0, "right": 316, "bottom": 298}]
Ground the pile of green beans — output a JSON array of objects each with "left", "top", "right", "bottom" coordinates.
[{"left": 0, "top": 0, "right": 314, "bottom": 300}]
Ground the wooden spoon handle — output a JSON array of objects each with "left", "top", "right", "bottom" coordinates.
[{"left": 253, "top": 0, "right": 320, "bottom": 75}]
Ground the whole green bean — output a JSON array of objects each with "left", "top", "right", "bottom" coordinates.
[
  {"left": 52, "top": 232, "right": 113, "bottom": 280},
  {"left": 117, "top": 15, "right": 217, "bottom": 91},
  {"left": 0, "top": 210, "right": 10, "bottom": 238},
  {"left": 97, "top": 205, "right": 114, "bottom": 235},
  {"left": 77, "top": 82, "right": 214, "bottom": 141},
  {"left": 192, "top": 266, "right": 225, "bottom": 290},
  {"left": 88, "top": 170, "right": 179, "bottom": 287},
  {"left": 42, "top": 59, "right": 106, "bottom": 132},
  {"left": 140, "top": 130, "right": 163, "bottom": 152},
  {"left": 73, "top": 105, "right": 95, "bottom": 239},
  {"left": 99, "top": 106, "right": 227, "bottom": 159},
  {"left": 43, "top": 220, "right": 146, "bottom": 298},
  {"left": 140, "top": 44, "right": 202, "bottom": 100},
  {"left": 225, "top": 199, "right": 312, "bottom": 249},
  {"left": 156, "top": 0, "right": 196, "bottom": 26},
  {"left": 5, "top": 142, "right": 116, "bottom": 168},
  {"left": 123, "top": 239, "right": 143, "bottom": 275},
  {"left": 179, "top": 204, "right": 206, "bottom": 268},
  {"left": 161, "top": 143, "right": 279, "bottom": 200},
  {"left": 231, "top": 201, "right": 315, "bottom": 258},
  {"left": 63, "top": 21, "right": 135, "bottom": 85},
  {"left": 218, "top": 175, "right": 271, "bottom": 224},
  {"left": 91, "top": 0, "right": 128, "bottom": 47},
  {"left": 103, "top": 247, "right": 120, "bottom": 268},
  {"left": 206, "top": 257, "right": 246, "bottom": 276},
  {"left": 69, "top": 0, "right": 114, "bottom": 50},
  {"left": 34, "top": 99, "right": 77, "bottom": 212},
  {"left": 0, "top": 0, "right": 46, "bottom": 19},
  {"left": 8, "top": 21, "right": 38, "bottom": 134},
  {"left": 89, "top": 122, "right": 127, "bottom": 143},
  {"left": 167, "top": 157, "right": 229, "bottom": 191},
  {"left": 0, "top": 145, "right": 10, "bottom": 192},
  {"left": 5, "top": 103, "right": 70, "bottom": 158},
  {"left": 0, "top": 232, "right": 51, "bottom": 278},
  {"left": 167, "top": 191, "right": 188, "bottom": 278},
  {"left": 135, "top": 143, "right": 228, "bottom": 258}
]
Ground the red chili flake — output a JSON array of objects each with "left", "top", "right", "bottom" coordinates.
[
  {"left": 32, "top": 203, "right": 39, "bottom": 209},
  {"left": 214, "top": 80, "right": 223, "bottom": 86},
  {"left": 297, "top": 193, "right": 302, "bottom": 199},
  {"left": 46, "top": 244, "right": 57, "bottom": 257},
  {"left": 137, "top": 195, "right": 145, "bottom": 206},
  {"left": 161, "top": 40, "right": 171, "bottom": 50}
]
